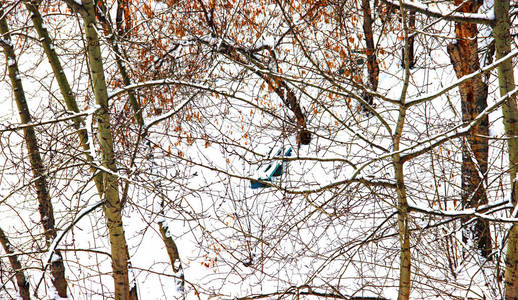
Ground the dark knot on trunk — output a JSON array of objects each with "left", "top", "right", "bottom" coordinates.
[{"left": 297, "top": 129, "right": 311, "bottom": 145}]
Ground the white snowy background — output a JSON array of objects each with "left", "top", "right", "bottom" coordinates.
[{"left": 0, "top": 0, "right": 516, "bottom": 299}]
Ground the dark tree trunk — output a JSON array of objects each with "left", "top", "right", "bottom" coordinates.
[
  {"left": 0, "top": 227, "right": 31, "bottom": 300},
  {"left": 216, "top": 41, "right": 311, "bottom": 145},
  {"left": 402, "top": 10, "right": 416, "bottom": 69},
  {"left": 446, "top": 0, "right": 491, "bottom": 259},
  {"left": 361, "top": 0, "right": 380, "bottom": 110}
]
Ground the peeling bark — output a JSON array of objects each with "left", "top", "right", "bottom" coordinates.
[
  {"left": 446, "top": 0, "right": 491, "bottom": 259},
  {"left": 361, "top": 0, "right": 380, "bottom": 109}
]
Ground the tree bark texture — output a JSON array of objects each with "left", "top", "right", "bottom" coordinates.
[
  {"left": 81, "top": 0, "right": 131, "bottom": 298},
  {"left": 101, "top": 7, "right": 184, "bottom": 290},
  {"left": 27, "top": 4, "right": 138, "bottom": 298},
  {"left": 394, "top": 157, "right": 411, "bottom": 300},
  {"left": 90, "top": 2, "right": 184, "bottom": 293},
  {"left": 25, "top": 1, "right": 90, "bottom": 150},
  {"left": 361, "top": 0, "right": 380, "bottom": 108},
  {"left": 402, "top": 10, "right": 415, "bottom": 69},
  {"left": 394, "top": 3, "right": 413, "bottom": 298},
  {"left": 0, "top": 227, "right": 31, "bottom": 300},
  {"left": 446, "top": 0, "right": 491, "bottom": 259},
  {"left": 492, "top": 0, "right": 518, "bottom": 298},
  {"left": 95, "top": 0, "right": 143, "bottom": 127},
  {"left": 25, "top": 0, "right": 109, "bottom": 198},
  {"left": 259, "top": 72, "right": 311, "bottom": 145},
  {"left": 393, "top": 92, "right": 410, "bottom": 300},
  {"left": 0, "top": 10, "right": 69, "bottom": 298}
]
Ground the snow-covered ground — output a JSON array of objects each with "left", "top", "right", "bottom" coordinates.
[{"left": 0, "top": 0, "right": 516, "bottom": 299}]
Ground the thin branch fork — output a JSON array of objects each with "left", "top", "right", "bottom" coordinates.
[
  {"left": 400, "top": 85, "right": 518, "bottom": 162},
  {"left": 34, "top": 200, "right": 105, "bottom": 295}
]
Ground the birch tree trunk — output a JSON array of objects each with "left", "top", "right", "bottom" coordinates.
[
  {"left": 492, "top": 0, "right": 518, "bottom": 297},
  {"left": 394, "top": 155, "right": 411, "bottom": 300},
  {"left": 89, "top": 2, "right": 184, "bottom": 293},
  {"left": 79, "top": 0, "right": 131, "bottom": 298},
  {"left": 395, "top": 4, "right": 411, "bottom": 298},
  {"left": 0, "top": 8, "right": 69, "bottom": 298},
  {"left": 24, "top": 1, "right": 98, "bottom": 182},
  {"left": 26, "top": 3, "right": 138, "bottom": 298}
]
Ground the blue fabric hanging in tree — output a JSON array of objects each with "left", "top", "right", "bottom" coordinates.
[{"left": 250, "top": 145, "right": 293, "bottom": 189}]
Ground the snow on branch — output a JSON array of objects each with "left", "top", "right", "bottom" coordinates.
[
  {"left": 107, "top": 78, "right": 214, "bottom": 100},
  {"left": 230, "top": 287, "right": 391, "bottom": 300},
  {"left": 107, "top": 77, "right": 286, "bottom": 123},
  {"left": 143, "top": 93, "right": 197, "bottom": 133},
  {"left": 85, "top": 105, "right": 100, "bottom": 164},
  {"left": 407, "top": 49, "right": 518, "bottom": 107},
  {"left": 35, "top": 200, "right": 105, "bottom": 294},
  {"left": 409, "top": 199, "right": 516, "bottom": 222},
  {"left": 401, "top": 86, "right": 518, "bottom": 162},
  {"left": 346, "top": 86, "right": 518, "bottom": 179},
  {"left": 383, "top": 0, "right": 495, "bottom": 26},
  {"left": 286, "top": 176, "right": 397, "bottom": 194},
  {"left": 0, "top": 107, "right": 100, "bottom": 133}
]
